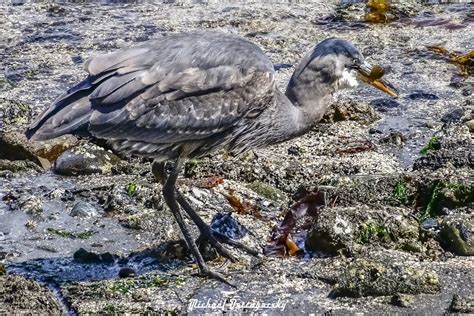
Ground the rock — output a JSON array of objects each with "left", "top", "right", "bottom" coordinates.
[
  {"left": 247, "top": 181, "right": 286, "bottom": 202},
  {"left": 287, "top": 145, "right": 304, "bottom": 156},
  {"left": 0, "top": 130, "right": 78, "bottom": 167},
  {"left": 461, "top": 86, "right": 473, "bottom": 96},
  {"left": 210, "top": 212, "right": 250, "bottom": 240},
  {"left": 20, "top": 196, "right": 43, "bottom": 214},
  {"left": 441, "top": 108, "right": 464, "bottom": 124},
  {"left": 407, "top": 91, "right": 439, "bottom": 100},
  {"left": 0, "top": 130, "right": 44, "bottom": 166},
  {"left": 54, "top": 143, "right": 121, "bottom": 176},
  {"left": 0, "top": 263, "right": 5, "bottom": 275},
  {"left": 413, "top": 149, "right": 473, "bottom": 171},
  {"left": 70, "top": 201, "right": 98, "bottom": 218},
  {"left": 0, "top": 98, "right": 32, "bottom": 128},
  {"left": 273, "top": 63, "right": 293, "bottom": 71},
  {"left": 416, "top": 181, "right": 473, "bottom": 218},
  {"left": 439, "top": 214, "right": 473, "bottom": 256},
  {"left": 31, "top": 134, "right": 80, "bottom": 161},
  {"left": 104, "top": 185, "right": 136, "bottom": 214},
  {"left": 322, "top": 99, "right": 380, "bottom": 124},
  {"left": 414, "top": 126, "right": 473, "bottom": 170},
  {"left": 379, "top": 131, "right": 406, "bottom": 146},
  {"left": 420, "top": 217, "right": 439, "bottom": 231},
  {"left": 465, "top": 119, "right": 474, "bottom": 133},
  {"left": 305, "top": 206, "right": 419, "bottom": 254},
  {"left": 330, "top": 259, "right": 440, "bottom": 298},
  {"left": 390, "top": 293, "right": 415, "bottom": 308},
  {"left": 119, "top": 215, "right": 144, "bottom": 230},
  {"left": 449, "top": 294, "right": 473, "bottom": 313},
  {"left": 0, "top": 159, "right": 42, "bottom": 172},
  {"left": 157, "top": 240, "right": 189, "bottom": 262},
  {"left": 0, "top": 170, "right": 13, "bottom": 178},
  {"left": 369, "top": 98, "right": 401, "bottom": 112},
  {"left": 0, "top": 274, "right": 61, "bottom": 314},
  {"left": 399, "top": 241, "right": 424, "bottom": 253},
  {"left": 368, "top": 127, "right": 382, "bottom": 134},
  {"left": 73, "top": 248, "right": 116, "bottom": 264},
  {"left": 118, "top": 267, "right": 137, "bottom": 278},
  {"left": 46, "top": 4, "right": 66, "bottom": 16}
]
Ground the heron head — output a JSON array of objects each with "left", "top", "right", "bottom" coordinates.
[{"left": 301, "top": 38, "right": 398, "bottom": 97}]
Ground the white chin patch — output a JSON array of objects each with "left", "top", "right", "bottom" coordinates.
[{"left": 339, "top": 69, "right": 359, "bottom": 89}]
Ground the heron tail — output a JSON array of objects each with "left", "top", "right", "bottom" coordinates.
[{"left": 25, "top": 76, "right": 99, "bottom": 141}]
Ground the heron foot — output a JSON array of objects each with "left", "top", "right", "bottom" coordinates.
[
  {"left": 196, "top": 226, "right": 259, "bottom": 258},
  {"left": 152, "top": 159, "right": 257, "bottom": 286},
  {"left": 175, "top": 191, "right": 260, "bottom": 259}
]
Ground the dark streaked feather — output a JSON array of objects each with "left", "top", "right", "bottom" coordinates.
[{"left": 26, "top": 32, "right": 275, "bottom": 158}]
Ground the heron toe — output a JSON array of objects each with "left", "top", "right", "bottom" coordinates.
[{"left": 196, "top": 226, "right": 259, "bottom": 262}]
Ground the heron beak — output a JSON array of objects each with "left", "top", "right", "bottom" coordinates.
[{"left": 357, "top": 63, "right": 398, "bottom": 97}]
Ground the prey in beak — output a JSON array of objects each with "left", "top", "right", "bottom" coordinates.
[{"left": 357, "top": 63, "right": 398, "bottom": 97}]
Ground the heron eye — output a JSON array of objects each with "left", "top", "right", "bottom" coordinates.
[{"left": 348, "top": 60, "right": 361, "bottom": 69}]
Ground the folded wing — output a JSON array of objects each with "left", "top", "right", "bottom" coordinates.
[{"left": 26, "top": 32, "right": 275, "bottom": 152}]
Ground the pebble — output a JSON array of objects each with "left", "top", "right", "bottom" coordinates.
[
  {"left": 70, "top": 201, "right": 98, "bottom": 218},
  {"left": 441, "top": 108, "right": 464, "bottom": 124},
  {"left": 118, "top": 267, "right": 137, "bottom": 278},
  {"left": 369, "top": 98, "right": 401, "bottom": 111},
  {"left": 73, "top": 248, "right": 115, "bottom": 264},
  {"left": 391, "top": 293, "right": 415, "bottom": 308},
  {"left": 407, "top": 91, "right": 439, "bottom": 100},
  {"left": 54, "top": 143, "right": 121, "bottom": 176}
]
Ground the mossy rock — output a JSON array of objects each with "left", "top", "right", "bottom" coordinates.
[
  {"left": 417, "top": 180, "right": 474, "bottom": 219},
  {"left": 0, "top": 263, "right": 6, "bottom": 276},
  {"left": 0, "top": 274, "right": 61, "bottom": 314},
  {"left": 305, "top": 206, "right": 419, "bottom": 255},
  {"left": 0, "top": 159, "right": 42, "bottom": 172},
  {"left": 0, "top": 98, "right": 32, "bottom": 128},
  {"left": 247, "top": 181, "right": 286, "bottom": 202},
  {"left": 439, "top": 214, "right": 474, "bottom": 256},
  {"left": 61, "top": 273, "right": 186, "bottom": 314}
]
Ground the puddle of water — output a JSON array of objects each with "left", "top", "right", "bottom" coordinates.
[
  {"left": 1, "top": 173, "right": 173, "bottom": 313},
  {"left": 1, "top": 172, "right": 173, "bottom": 283}
]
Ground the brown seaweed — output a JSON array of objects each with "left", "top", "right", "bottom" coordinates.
[
  {"left": 364, "top": 0, "right": 396, "bottom": 24},
  {"left": 264, "top": 191, "right": 326, "bottom": 257},
  {"left": 427, "top": 45, "right": 474, "bottom": 77}
]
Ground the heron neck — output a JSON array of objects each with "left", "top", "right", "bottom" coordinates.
[{"left": 284, "top": 79, "right": 334, "bottom": 132}]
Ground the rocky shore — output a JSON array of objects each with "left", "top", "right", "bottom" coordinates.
[{"left": 0, "top": 1, "right": 472, "bottom": 314}]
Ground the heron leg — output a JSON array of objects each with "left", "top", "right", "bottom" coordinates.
[
  {"left": 151, "top": 160, "right": 167, "bottom": 185},
  {"left": 152, "top": 161, "right": 257, "bottom": 258},
  {"left": 175, "top": 192, "right": 259, "bottom": 257},
  {"left": 155, "top": 159, "right": 234, "bottom": 286}
]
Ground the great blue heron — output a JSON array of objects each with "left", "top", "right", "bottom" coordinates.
[{"left": 26, "top": 31, "right": 397, "bottom": 285}]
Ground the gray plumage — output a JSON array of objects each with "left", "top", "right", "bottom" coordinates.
[
  {"left": 26, "top": 32, "right": 367, "bottom": 161},
  {"left": 25, "top": 31, "right": 397, "bottom": 284}
]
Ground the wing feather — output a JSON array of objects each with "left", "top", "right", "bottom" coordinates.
[{"left": 27, "top": 32, "right": 276, "bottom": 153}]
